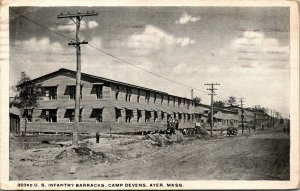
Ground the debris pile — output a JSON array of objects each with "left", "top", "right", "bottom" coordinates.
[
  {"left": 55, "top": 146, "right": 107, "bottom": 162},
  {"left": 195, "top": 127, "right": 208, "bottom": 135},
  {"left": 145, "top": 131, "right": 184, "bottom": 147}
]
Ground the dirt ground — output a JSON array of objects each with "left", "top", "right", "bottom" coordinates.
[{"left": 9, "top": 127, "right": 289, "bottom": 180}]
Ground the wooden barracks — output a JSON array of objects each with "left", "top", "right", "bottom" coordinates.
[
  {"left": 18, "top": 68, "right": 202, "bottom": 134},
  {"left": 13, "top": 68, "right": 268, "bottom": 134}
]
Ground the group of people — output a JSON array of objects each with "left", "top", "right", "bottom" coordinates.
[{"left": 167, "top": 116, "right": 179, "bottom": 134}]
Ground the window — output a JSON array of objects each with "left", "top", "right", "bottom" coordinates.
[
  {"left": 137, "top": 110, "right": 142, "bottom": 123},
  {"left": 96, "top": 85, "right": 103, "bottom": 99},
  {"left": 145, "top": 110, "right": 151, "bottom": 123},
  {"left": 115, "top": 86, "right": 119, "bottom": 100},
  {"left": 178, "top": 113, "right": 182, "bottom": 122},
  {"left": 154, "top": 111, "right": 158, "bottom": 122},
  {"left": 66, "top": 109, "right": 82, "bottom": 123},
  {"left": 91, "top": 109, "right": 103, "bottom": 123},
  {"left": 24, "top": 109, "right": 33, "bottom": 123},
  {"left": 167, "top": 114, "right": 171, "bottom": 121},
  {"left": 154, "top": 93, "right": 156, "bottom": 103},
  {"left": 187, "top": 100, "right": 190, "bottom": 109},
  {"left": 115, "top": 108, "right": 121, "bottom": 122},
  {"left": 126, "top": 87, "right": 132, "bottom": 102},
  {"left": 183, "top": 99, "right": 186, "bottom": 105},
  {"left": 69, "top": 86, "right": 75, "bottom": 100},
  {"left": 187, "top": 114, "right": 191, "bottom": 122},
  {"left": 161, "top": 112, "right": 165, "bottom": 121},
  {"left": 161, "top": 94, "right": 163, "bottom": 105},
  {"left": 145, "top": 91, "right": 150, "bottom": 104},
  {"left": 125, "top": 109, "right": 133, "bottom": 123},
  {"left": 137, "top": 89, "right": 140, "bottom": 103},
  {"left": 173, "top": 97, "right": 175, "bottom": 107},
  {"left": 168, "top": 96, "right": 170, "bottom": 106},
  {"left": 44, "top": 86, "right": 57, "bottom": 100},
  {"left": 183, "top": 113, "right": 186, "bottom": 123},
  {"left": 173, "top": 112, "right": 176, "bottom": 119},
  {"left": 69, "top": 86, "right": 82, "bottom": 100},
  {"left": 43, "top": 109, "right": 57, "bottom": 123},
  {"left": 178, "top": 98, "right": 181, "bottom": 107}
]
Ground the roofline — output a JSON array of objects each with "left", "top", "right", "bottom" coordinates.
[{"left": 29, "top": 68, "right": 196, "bottom": 101}]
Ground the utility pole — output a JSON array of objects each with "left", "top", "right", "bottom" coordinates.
[
  {"left": 239, "top": 98, "right": 246, "bottom": 134},
  {"left": 204, "top": 83, "right": 220, "bottom": 136},
  {"left": 270, "top": 109, "right": 273, "bottom": 128},
  {"left": 57, "top": 10, "right": 98, "bottom": 146}
]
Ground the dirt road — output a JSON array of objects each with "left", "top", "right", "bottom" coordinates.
[{"left": 10, "top": 128, "right": 289, "bottom": 180}]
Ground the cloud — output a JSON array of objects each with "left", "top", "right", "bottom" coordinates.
[
  {"left": 87, "top": 21, "right": 99, "bottom": 29},
  {"left": 126, "top": 25, "right": 195, "bottom": 52},
  {"left": 14, "top": 37, "right": 65, "bottom": 53},
  {"left": 176, "top": 37, "right": 195, "bottom": 47},
  {"left": 231, "top": 31, "right": 289, "bottom": 69},
  {"left": 50, "top": 20, "right": 87, "bottom": 32},
  {"left": 173, "top": 63, "right": 195, "bottom": 74},
  {"left": 175, "top": 12, "right": 201, "bottom": 24},
  {"left": 88, "top": 36, "right": 102, "bottom": 48}
]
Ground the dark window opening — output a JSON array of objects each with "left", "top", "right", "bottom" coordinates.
[
  {"left": 161, "top": 112, "right": 165, "bottom": 120},
  {"left": 137, "top": 89, "right": 140, "bottom": 103},
  {"left": 126, "top": 87, "right": 132, "bottom": 102},
  {"left": 96, "top": 85, "right": 103, "bottom": 99},
  {"left": 24, "top": 109, "right": 33, "bottom": 123},
  {"left": 66, "top": 109, "right": 82, "bottom": 123},
  {"left": 145, "top": 91, "right": 150, "bottom": 104},
  {"left": 91, "top": 108, "right": 103, "bottom": 123},
  {"left": 69, "top": 86, "right": 82, "bottom": 100},
  {"left": 137, "top": 110, "right": 142, "bottom": 123},
  {"left": 173, "top": 97, "right": 175, "bottom": 107},
  {"left": 154, "top": 111, "right": 158, "bottom": 122},
  {"left": 44, "top": 86, "right": 57, "bottom": 100},
  {"left": 154, "top": 93, "right": 157, "bottom": 103},
  {"left": 43, "top": 109, "right": 57, "bottom": 123},
  {"left": 115, "top": 108, "right": 121, "bottom": 122},
  {"left": 178, "top": 113, "right": 182, "bottom": 123},
  {"left": 115, "top": 86, "right": 119, "bottom": 100},
  {"left": 145, "top": 110, "right": 151, "bottom": 123},
  {"left": 125, "top": 109, "right": 133, "bottom": 123}
]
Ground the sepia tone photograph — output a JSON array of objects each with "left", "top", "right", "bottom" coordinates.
[{"left": 1, "top": 0, "right": 299, "bottom": 190}]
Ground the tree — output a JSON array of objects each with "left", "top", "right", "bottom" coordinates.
[
  {"left": 213, "top": 100, "right": 225, "bottom": 108},
  {"left": 227, "top": 96, "right": 237, "bottom": 106},
  {"left": 193, "top": 96, "right": 202, "bottom": 106},
  {"left": 12, "top": 72, "right": 42, "bottom": 135}
]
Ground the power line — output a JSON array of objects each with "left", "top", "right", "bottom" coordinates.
[
  {"left": 11, "top": 8, "right": 74, "bottom": 41},
  {"left": 1, "top": 0, "right": 47, "bottom": 22},
  {"left": 87, "top": 44, "right": 208, "bottom": 96}
]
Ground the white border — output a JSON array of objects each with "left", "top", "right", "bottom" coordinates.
[{"left": 0, "top": 0, "right": 299, "bottom": 190}]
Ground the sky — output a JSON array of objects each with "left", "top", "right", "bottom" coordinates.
[{"left": 9, "top": 6, "right": 290, "bottom": 118}]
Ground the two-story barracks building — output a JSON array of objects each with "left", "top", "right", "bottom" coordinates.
[{"left": 21, "top": 68, "right": 200, "bottom": 134}]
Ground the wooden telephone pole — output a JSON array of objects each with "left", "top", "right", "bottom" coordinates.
[
  {"left": 239, "top": 97, "right": 245, "bottom": 134},
  {"left": 204, "top": 83, "right": 220, "bottom": 136},
  {"left": 57, "top": 10, "right": 98, "bottom": 146}
]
